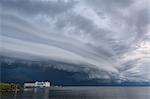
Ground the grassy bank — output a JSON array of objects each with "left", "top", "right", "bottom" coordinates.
[{"left": 0, "top": 83, "right": 23, "bottom": 92}]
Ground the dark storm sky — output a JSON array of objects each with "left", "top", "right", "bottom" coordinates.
[{"left": 0, "top": 0, "right": 150, "bottom": 82}]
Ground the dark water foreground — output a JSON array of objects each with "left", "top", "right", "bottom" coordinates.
[{"left": 1, "top": 87, "right": 150, "bottom": 99}]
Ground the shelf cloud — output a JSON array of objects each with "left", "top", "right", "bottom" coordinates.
[{"left": 0, "top": 0, "right": 150, "bottom": 82}]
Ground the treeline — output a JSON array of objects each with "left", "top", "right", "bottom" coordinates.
[{"left": 0, "top": 83, "right": 23, "bottom": 92}]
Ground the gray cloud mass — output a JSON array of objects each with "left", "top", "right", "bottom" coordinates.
[{"left": 0, "top": 0, "right": 150, "bottom": 82}]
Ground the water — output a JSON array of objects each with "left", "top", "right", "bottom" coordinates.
[{"left": 1, "top": 87, "right": 150, "bottom": 99}]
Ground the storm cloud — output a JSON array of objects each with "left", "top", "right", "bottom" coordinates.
[{"left": 0, "top": 0, "right": 150, "bottom": 82}]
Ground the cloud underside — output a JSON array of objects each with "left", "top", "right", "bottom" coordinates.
[{"left": 0, "top": 0, "right": 150, "bottom": 82}]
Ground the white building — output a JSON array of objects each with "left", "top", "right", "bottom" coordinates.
[
  {"left": 45, "top": 81, "right": 50, "bottom": 87},
  {"left": 24, "top": 83, "right": 35, "bottom": 88},
  {"left": 24, "top": 81, "right": 50, "bottom": 88},
  {"left": 35, "top": 81, "right": 50, "bottom": 87}
]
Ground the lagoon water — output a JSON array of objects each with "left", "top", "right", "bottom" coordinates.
[{"left": 1, "top": 87, "right": 150, "bottom": 99}]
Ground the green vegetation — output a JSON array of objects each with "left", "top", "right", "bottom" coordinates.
[{"left": 0, "top": 83, "right": 23, "bottom": 92}]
